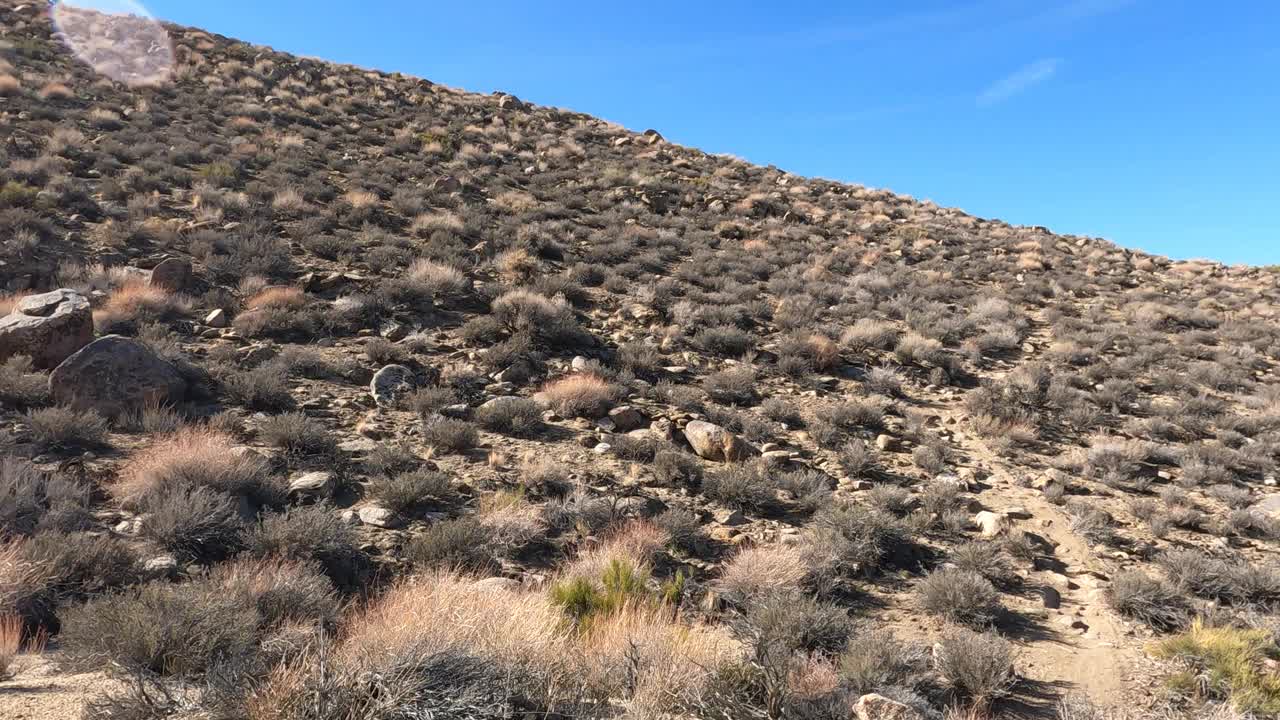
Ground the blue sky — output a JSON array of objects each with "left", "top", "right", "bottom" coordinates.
[{"left": 97, "top": 1, "right": 1280, "bottom": 265}]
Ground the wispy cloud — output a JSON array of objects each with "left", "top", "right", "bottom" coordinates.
[{"left": 977, "top": 58, "right": 1061, "bottom": 105}]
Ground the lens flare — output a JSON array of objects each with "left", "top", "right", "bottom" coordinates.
[{"left": 49, "top": 0, "right": 174, "bottom": 87}]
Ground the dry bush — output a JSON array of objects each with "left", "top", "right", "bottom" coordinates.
[
  {"left": 717, "top": 544, "right": 809, "bottom": 603},
  {"left": 420, "top": 416, "right": 478, "bottom": 453},
  {"left": 935, "top": 627, "right": 1017, "bottom": 708},
  {"left": 539, "top": 374, "right": 617, "bottom": 418},
  {"left": 475, "top": 396, "right": 543, "bottom": 436},
  {"left": 137, "top": 483, "right": 246, "bottom": 561},
  {"left": 1107, "top": 571, "right": 1189, "bottom": 631},
  {"left": 406, "top": 258, "right": 470, "bottom": 296},
  {"left": 26, "top": 406, "right": 108, "bottom": 451},
  {"left": 703, "top": 461, "right": 778, "bottom": 512},
  {"left": 258, "top": 412, "right": 337, "bottom": 460},
  {"left": 234, "top": 286, "right": 314, "bottom": 338},
  {"left": 491, "top": 289, "right": 584, "bottom": 347},
  {"left": 249, "top": 506, "right": 371, "bottom": 591},
  {"left": 1, "top": 458, "right": 91, "bottom": 537},
  {"left": 365, "top": 469, "right": 454, "bottom": 516},
  {"left": 916, "top": 568, "right": 1002, "bottom": 627},
  {"left": 94, "top": 280, "right": 191, "bottom": 333},
  {"left": 115, "top": 427, "right": 280, "bottom": 508},
  {"left": 405, "top": 517, "right": 495, "bottom": 573}
]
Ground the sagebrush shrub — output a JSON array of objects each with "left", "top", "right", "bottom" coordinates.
[{"left": 916, "top": 567, "right": 1001, "bottom": 627}]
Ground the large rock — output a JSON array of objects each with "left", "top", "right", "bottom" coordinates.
[
  {"left": 370, "top": 364, "right": 415, "bottom": 408},
  {"left": 684, "top": 420, "right": 757, "bottom": 462},
  {"left": 49, "top": 335, "right": 187, "bottom": 417},
  {"left": 852, "top": 693, "right": 924, "bottom": 720},
  {"left": 149, "top": 257, "right": 192, "bottom": 292},
  {"left": 0, "top": 289, "right": 94, "bottom": 369}
]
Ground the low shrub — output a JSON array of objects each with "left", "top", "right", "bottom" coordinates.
[
  {"left": 404, "top": 517, "right": 495, "bottom": 573},
  {"left": 1153, "top": 619, "right": 1280, "bottom": 715},
  {"left": 717, "top": 544, "right": 809, "bottom": 603},
  {"left": 115, "top": 427, "right": 281, "bottom": 508},
  {"left": 419, "top": 417, "right": 478, "bottom": 453},
  {"left": 475, "top": 397, "right": 543, "bottom": 436},
  {"left": 916, "top": 568, "right": 1001, "bottom": 627},
  {"left": 248, "top": 506, "right": 371, "bottom": 591},
  {"left": 0, "top": 459, "right": 91, "bottom": 537},
  {"left": 137, "top": 484, "right": 246, "bottom": 562},
  {"left": 1107, "top": 571, "right": 1189, "bottom": 631},
  {"left": 60, "top": 580, "right": 260, "bottom": 676},
  {"left": 934, "top": 627, "right": 1017, "bottom": 707},
  {"left": 702, "top": 461, "right": 777, "bottom": 513},
  {"left": 258, "top": 412, "right": 337, "bottom": 460},
  {"left": 741, "top": 591, "right": 851, "bottom": 655},
  {"left": 539, "top": 374, "right": 618, "bottom": 419},
  {"left": 26, "top": 406, "right": 108, "bottom": 451},
  {"left": 704, "top": 367, "right": 757, "bottom": 406},
  {"left": 0, "top": 356, "right": 48, "bottom": 407},
  {"left": 365, "top": 469, "right": 454, "bottom": 516},
  {"left": 806, "top": 504, "right": 909, "bottom": 580}
]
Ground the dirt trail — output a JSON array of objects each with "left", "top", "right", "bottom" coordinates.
[
  {"left": 935, "top": 312, "right": 1145, "bottom": 705},
  {"left": 0, "top": 653, "right": 116, "bottom": 720}
]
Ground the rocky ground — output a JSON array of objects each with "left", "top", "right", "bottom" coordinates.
[{"left": 3, "top": 1, "right": 1280, "bottom": 719}]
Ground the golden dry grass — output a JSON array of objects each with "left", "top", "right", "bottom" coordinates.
[
  {"left": 245, "top": 286, "right": 307, "bottom": 311},
  {"left": 539, "top": 374, "right": 617, "bottom": 419},
  {"left": 114, "top": 427, "right": 270, "bottom": 508},
  {"left": 0, "top": 75, "right": 20, "bottom": 96},
  {"left": 0, "top": 292, "right": 31, "bottom": 317},
  {"left": 717, "top": 544, "right": 809, "bottom": 601},
  {"left": 93, "top": 280, "right": 190, "bottom": 330}
]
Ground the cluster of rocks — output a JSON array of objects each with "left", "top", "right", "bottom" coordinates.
[{"left": 0, "top": 288, "right": 190, "bottom": 417}]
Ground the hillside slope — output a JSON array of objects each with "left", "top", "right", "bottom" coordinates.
[{"left": 3, "top": 2, "right": 1280, "bottom": 719}]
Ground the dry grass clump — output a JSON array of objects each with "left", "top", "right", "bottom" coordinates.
[
  {"left": 1, "top": 457, "right": 92, "bottom": 537},
  {"left": 934, "top": 627, "right": 1017, "bottom": 709},
  {"left": 1106, "top": 570, "right": 1190, "bottom": 631},
  {"left": 234, "top": 286, "right": 314, "bottom": 338},
  {"left": 1153, "top": 619, "right": 1280, "bottom": 715},
  {"left": 0, "top": 75, "right": 20, "bottom": 96},
  {"left": 539, "top": 374, "right": 618, "bottom": 418},
  {"left": 26, "top": 406, "right": 109, "bottom": 451},
  {"left": 406, "top": 258, "right": 470, "bottom": 295},
  {"left": 94, "top": 280, "right": 191, "bottom": 333},
  {"left": 717, "top": 544, "right": 810, "bottom": 603},
  {"left": 491, "top": 289, "right": 584, "bottom": 347},
  {"left": 916, "top": 567, "right": 1002, "bottom": 627},
  {"left": 115, "top": 427, "right": 281, "bottom": 508}
]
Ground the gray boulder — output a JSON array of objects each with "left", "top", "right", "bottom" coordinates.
[
  {"left": 0, "top": 288, "right": 94, "bottom": 369},
  {"left": 149, "top": 257, "right": 192, "bottom": 292},
  {"left": 49, "top": 335, "right": 186, "bottom": 417}
]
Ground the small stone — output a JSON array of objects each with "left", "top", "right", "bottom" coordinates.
[
  {"left": 358, "top": 506, "right": 404, "bottom": 529},
  {"left": 143, "top": 555, "right": 178, "bottom": 578},
  {"left": 0, "top": 288, "right": 94, "bottom": 369},
  {"left": 852, "top": 693, "right": 924, "bottom": 720},
  {"left": 593, "top": 442, "right": 612, "bottom": 455},
  {"left": 1040, "top": 586, "right": 1062, "bottom": 609},
  {"left": 604, "top": 405, "right": 645, "bottom": 433},
  {"left": 973, "top": 510, "right": 1010, "bottom": 538},
  {"left": 713, "top": 508, "right": 747, "bottom": 526},
  {"left": 205, "top": 308, "right": 228, "bottom": 327},
  {"left": 473, "top": 577, "right": 520, "bottom": 592},
  {"left": 571, "top": 356, "right": 591, "bottom": 372},
  {"left": 875, "top": 434, "right": 898, "bottom": 451},
  {"left": 1003, "top": 506, "right": 1033, "bottom": 520},
  {"left": 289, "top": 470, "right": 333, "bottom": 499}
]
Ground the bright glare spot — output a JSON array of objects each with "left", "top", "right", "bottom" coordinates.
[{"left": 50, "top": 0, "right": 174, "bottom": 87}]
